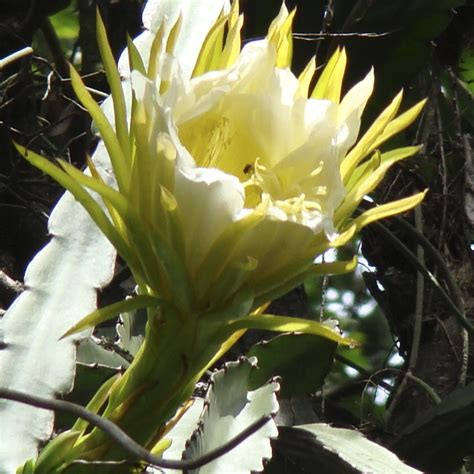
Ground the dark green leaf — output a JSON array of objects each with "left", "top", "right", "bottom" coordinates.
[{"left": 247, "top": 333, "right": 337, "bottom": 397}]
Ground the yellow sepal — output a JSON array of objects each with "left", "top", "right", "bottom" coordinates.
[
  {"left": 267, "top": 4, "right": 296, "bottom": 68},
  {"left": 298, "top": 57, "right": 316, "bottom": 98},
  {"left": 192, "top": 13, "right": 228, "bottom": 77},
  {"left": 332, "top": 192, "right": 426, "bottom": 251},
  {"left": 341, "top": 90, "right": 404, "bottom": 183},
  {"left": 223, "top": 313, "right": 358, "bottom": 346},
  {"left": 351, "top": 191, "right": 427, "bottom": 230},
  {"left": 311, "top": 48, "right": 347, "bottom": 103},
  {"left": 150, "top": 438, "right": 172, "bottom": 457},
  {"left": 371, "top": 98, "right": 427, "bottom": 150},
  {"left": 344, "top": 146, "right": 422, "bottom": 200},
  {"left": 148, "top": 22, "right": 166, "bottom": 80},
  {"left": 218, "top": 1, "right": 243, "bottom": 69},
  {"left": 336, "top": 146, "right": 422, "bottom": 223}
]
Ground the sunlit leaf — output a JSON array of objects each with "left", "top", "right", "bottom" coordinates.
[{"left": 223, "top": 314, "right": 357, "bottom": 346}]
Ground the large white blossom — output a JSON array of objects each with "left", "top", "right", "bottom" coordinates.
[
  {"left": 19, "top": 0, "right": 427, "bottom": 466},
  {"left": 128, "top": 27, "right": 374, "bottom": 287}
]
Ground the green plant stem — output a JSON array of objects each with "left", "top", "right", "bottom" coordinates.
[
  {"left": 385, "top": 206, "right": 429, "bottom": 425},
  {"left": 54, "top": 306, "right": 226, "bottom": 471},
  {"left": 393, "top": 215, "right": 466, "bottom": 315},
  {"left": 405, "top": 374, "right": 441, "bottom": 404},
  {"left": 410, "top": 205, "right": 424, "bottom": 372}
]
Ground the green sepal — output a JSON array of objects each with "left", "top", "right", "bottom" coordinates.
[
  {"left": 192, "top": 14, "right": 227, "bottom": 77},
  {"left": 126, "top": 34, "right": 146, "bottom": 76},
  {"left": 35, "top": 375, "right": 122, "bottom": 473},
  {"left": 253, "top": 258, "right": 357, "bottom": 308},
  {"left": 334, "top": 191, "right": 427, "bottom": 247},
  {"left": 341, "top": 90, "right": 403, "bottom": 182},
  {"left": 58, "top": 159, "right": 192, "bottom": 307},
  {"left": 61, "top": 295, "right": 163, "bottom": 339},
  {"left": 96, "top": 8, "right": 130, "bottom": 164},
  {"left": 16, "top": 459, "right": 36, "bottom": 474},
  {"left": 33, "top": 430, "right": 82, "bottom": 474},
  {"left": 344, "top": 150, "right": 382, "bottom": 194},
  {"left": 312, "top": 48, "right": 346, "bottom": 102},
  {"left": 16, "top": 144, "right": 134, "bottom": 267},
  {"left": 69, "top": 65, "right": 129, "bottom": 192},
  {"left": 371, "top": 99, "right": 427, "bottom": 151},
  {"left": 336, "top": 146, "right": 423, "bottom": 224},
  {"left": 72, "top": 374, "right": 121, "bottom": 433},
  {"left": 205, "top": 257, "right": 258, "bottom": 306},
  {"left": 150, "top": 438, "right": 173, "bottom": 457},
  {"left": 311, "top": 257, "right": 358, "bottom": 275},
  {"left": 222, "top": 314, "right": 357, "bottom": 346},
  {"left": 56, "top": 158, "right": 163, "bottom": 289}
]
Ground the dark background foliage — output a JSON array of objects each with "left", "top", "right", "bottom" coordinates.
[{"left": 0, "top": 0, "right": 473, "bottom": 472}]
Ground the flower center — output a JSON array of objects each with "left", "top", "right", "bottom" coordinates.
[{"left": 178, "top": 108, "right": 264, "bottom": 183}]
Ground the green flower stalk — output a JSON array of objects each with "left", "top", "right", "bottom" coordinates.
[{"left": 18, "top": 0, "right": 426, "bottom": 470}]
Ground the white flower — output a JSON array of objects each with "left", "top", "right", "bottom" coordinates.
[{"left": 25, "top": 0, "right": 423, "bottom": 311}]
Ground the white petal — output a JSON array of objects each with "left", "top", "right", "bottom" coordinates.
[
  {"left": 337, "top": 68, "right": 374, "bottom": 152},
  {"left": 174, "top": 166, "right": 244, "bottom": 274},
  {"left": 130, "top": 69, "right": 149, "bottom": 102},
  {"left": 142, "top": 0, "right": 230, "bottom": 78},
  {"left": 96, "top": 79, "right": 133, "bottom": 132},
  {"left": 339, "top": 69, "right": 374, "bottom": 125}
]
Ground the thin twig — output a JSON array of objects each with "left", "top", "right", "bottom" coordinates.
[
  {"left": 450, "top": 70, "right": 471, "bottom": 387},
  {"left": 314, "top": 0, "right": 334, "bottom": 58},
  {"left": 0, "top": 388, "right": 271, "bottom": 470},
  {"left": 0, "top": 270, "right": 24, "bottom": 300},
  {"left": 406, "top": 373, "right": 441, "bottom": 404},
  {"left": 293, "top": 31, "right": 392, "bottom": 40},
  {"left": 319, "top": 275, "right": 329, "bottom": 322},
  {"left": 335, "top": 353, "right": 393, "bottom": 392},
  {"left": 435, "top": 105, "right": 448, "bottom": 251},
  {"left": 385, "top": 206, "right": 426, "bottom": 423},
  {"left": 372, "top": 221, "right": 474, "bottom": 334},
  {"left": 0, "top": 47, "right": 33, "bottom": 70},
  {"left": 409, "top": 206, "right": 425, "bottom": 371},
  {"left": 392, "top": 215, "right": 465, "bottom": 313},
  {"left": 319, "top": 272, "right": 329, "bottom": 419}
]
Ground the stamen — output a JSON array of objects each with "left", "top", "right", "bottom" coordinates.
[{"left": 202, "top": 117, "right": 230, "bottom": 168}]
